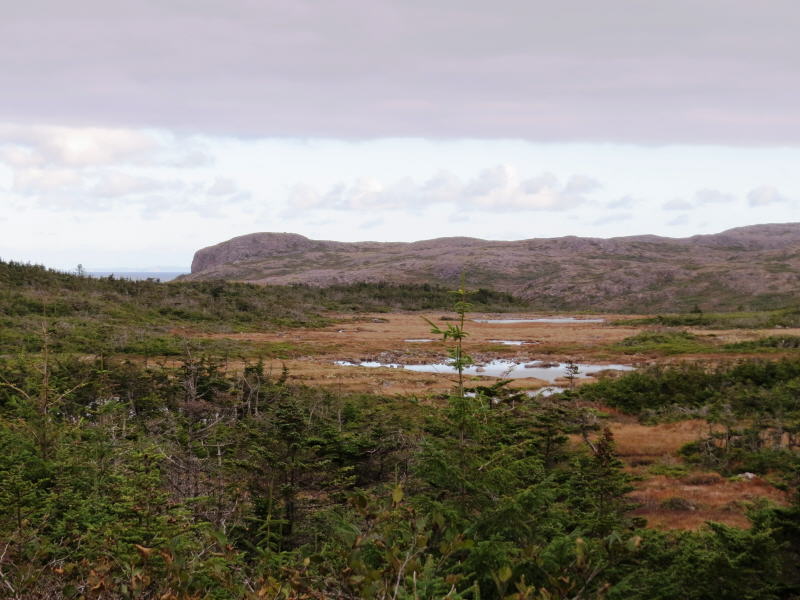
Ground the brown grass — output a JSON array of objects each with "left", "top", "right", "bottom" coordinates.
[
  {"left": 610, "top": 420, "right": 709, "bottom": 459},
  {"left": 568, "top": 417, "right": 789, "bottom": 530},
  {"left": 630, "top": 473, "right": 788, "bottom": 530}
]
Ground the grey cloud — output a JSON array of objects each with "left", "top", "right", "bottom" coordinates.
[
  {"left": 1, "top": 1, "right": 799, "bottom": 143},
  {"left": 288, "top": 166, "right": 599, "bottom": 214},
  {"left": 747, "top": 186, "right": 793, "bottom": 206}
]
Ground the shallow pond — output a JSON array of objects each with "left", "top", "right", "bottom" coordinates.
[
  {"left": 526, "top": 386, "right": 566, "bottom": 397},
  {"left": 474, "top": 317, "right": 605, "bottom": 324},
  {"left": 334, "top": 359, "right": 633, "bottom": 383}
]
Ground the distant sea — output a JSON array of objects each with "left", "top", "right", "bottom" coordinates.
[{"left": 88, "top": 272, "right": 187, "bottom": 282}]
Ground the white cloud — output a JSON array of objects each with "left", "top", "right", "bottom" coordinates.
[
  {"left": 667, "top": 214, "right": 689, "bottom": 226},
  {"left": 606, "top": 195, "right": 637, "bottom": 209},
  {"left": 0, "top": 125, "right": 156, "bottom": 167},
  {"left": 90, "top": 172, "right": 184, "bottom": 198},
  {"left": 747, "top": 185, "right": 793, "bottom": 206},
  {"left": 662, "top": 189, "right": 737, "bottom": 212},
  {"left": 12, "top": 167, "right": 83, "bottom": 194},
  {"left": 207, "top": 177, "right": 239, "bottom": 196},
  {"left": 359, "top": 217, "right": 384, "bottom": 230},
  {"left": 0, "top": 123, "right": 239, "bottom": 217},
  {"left": 694, "top": 189, "right": 735, "bottom": 205},
  {"left": 0, "top": 124, "right": 212, "bottom": 169},
  {"left": 592, "top": 213, "right": 633, "bottom": 226},
  {"left": 287, "top": 166, "right": 600, "bottom": 215},
  {"left": 564, "top": 175, "right": 602, "bottom": 195},
  {"left": 662, "top": 198, "right": 693, "bottom": 211}
]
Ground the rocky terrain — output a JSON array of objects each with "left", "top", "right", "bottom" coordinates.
[{"left": 181, "top": 223, "right": 800, "bottom": 312}]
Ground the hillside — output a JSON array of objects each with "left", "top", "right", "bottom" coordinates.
[
  {"left": 182, "top": 223, "right": 800, "bottom": 312},
  {"left": 0, "top": 261, "right": 530, "bottom": 355}
]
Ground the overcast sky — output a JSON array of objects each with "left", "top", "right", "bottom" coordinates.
[{"left": 1, "top": 1, "right": 798, "bottom": 269}]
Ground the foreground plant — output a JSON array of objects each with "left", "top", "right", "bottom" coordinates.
[{"left": 424, "top": 283, "right": 475, "bottom": 399}]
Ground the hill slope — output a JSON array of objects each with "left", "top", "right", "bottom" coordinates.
[{"left": 183, "top": 223, "right": 800, "bottom": 312}]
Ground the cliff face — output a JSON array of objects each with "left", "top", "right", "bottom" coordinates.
[{"left": 183, "top": 224, "right": 800, "bottom": 312}]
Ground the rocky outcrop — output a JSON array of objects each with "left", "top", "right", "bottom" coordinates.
[
  {"left": 182, "top": 223, "right": 800, "bottom": 312},
  {"left": 190, "top": 232, "right": 334, "bottom": 273}
]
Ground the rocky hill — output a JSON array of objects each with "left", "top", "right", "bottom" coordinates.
[{"left": 181, "top": 224, "right": 800, "bottom": 312}]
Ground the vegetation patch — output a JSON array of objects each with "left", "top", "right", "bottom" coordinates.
[
  {"left": 613, "top": 329, "right": 713, "bottom": 355},
  {"left": 0, "top": 261, "right": 532, "bottom": 357},
  {"left": 724, "top": 335, "right": 800, "bottom": 351},
  {"left": 616, "top": 307, "right": 800, "bottom": 329}
]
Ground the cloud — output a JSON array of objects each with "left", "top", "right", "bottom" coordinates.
[
  {"left": 12, "top": 167, "right": 83, "bottom": 195},
  {"left": 694, "top": 189, "right": 735, "bottom": 205},
  {"left": 667, "top": 214, "right": 689, "bottom": 226},
  {"left": 662, "top": 199, "right": 693, "bottom": 211},
  {"left": 0, "top": 124, "right": 212, "bottom": 169},
  {"left": 0, "top": 125, "right": 156, "bottom": 167},
  {"left": 606, "top": 196, "right": 637, "bottom": 209},
  {"left": 661, "top": 189, "right": 737, "bottom": 212},
  {"left": 359, "top": 217, "right": 384, "bottom": 229},
  {"left": 9, "top": 165, "right": 249, "bottom": 217},
  {"left": 747, "top": 186, "right": 793, "bottom": 206},
  {"left": 0, "top": 2, "right": 798, "bottom": 143},
  {"left": 11, "top": 166, "right": 177, "bottom": 203},
  {"left": 207, "top": 177, "right": 239, "bottom": 196},
  {"left": 0, "top": 123, "right": 234, "bottom": 216},
  {"left": 592, "top": 213, "right": 633, "bottom": 226},
  {"left": 287, "top": 166, "right": 600, "bottom": 215}
]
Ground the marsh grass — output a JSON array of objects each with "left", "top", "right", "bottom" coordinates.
[
  {"left": 612, "top": 329, "right": 715, "bottom": 355},
  {"left": 615, "top": 307, "right": 800, "bottom": 329},
  {"left": 724, "top": 335, "right": 800, "bottom": 352}
]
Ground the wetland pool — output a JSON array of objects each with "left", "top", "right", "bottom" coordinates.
[
  {"left": 474, "top": 317, "right": 605, "bottom": 324},
  {"left": 334, "top": 359, "right": 633, "bottom": 383}
]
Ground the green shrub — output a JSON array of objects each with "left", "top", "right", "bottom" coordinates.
[{"left": 615, "top": 329, "right": 712, "bottom": 354}]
